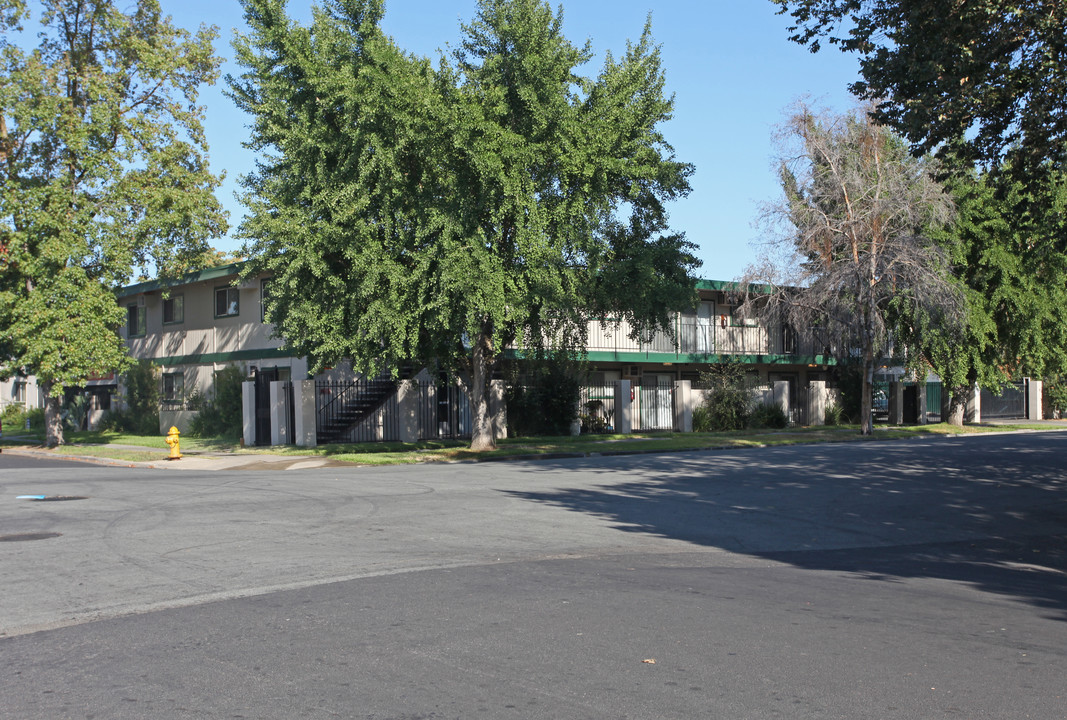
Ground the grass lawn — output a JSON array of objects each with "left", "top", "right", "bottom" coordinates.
[{"left": 3, "top": 421, "right": 1063, "bottom": 466}]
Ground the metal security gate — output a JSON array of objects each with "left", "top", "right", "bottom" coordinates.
[
  {"left": 981, "top": 381, "right": 1027, "bottom": 419},
  {"left": 634, "top": 377, "right": 674, "bottom": 431}
]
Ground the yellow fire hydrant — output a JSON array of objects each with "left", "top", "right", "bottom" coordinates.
[{"left": 165, "top": 426, "right": 182, "bottom": 460}]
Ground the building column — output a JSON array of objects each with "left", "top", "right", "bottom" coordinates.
[
  {"left": 916, "top": 381, "right": 928, "bottom": 425},
  {"left": 617, "top": 380, "right": 633, "bottom": 434},
  {"left": 808, "top": 380, "right": 826, "bottom": 426},
  {"left": 293, "top": 379, "right": 317, "bottom": 447},
  {"left": 1027, "top": 379, "right": 1043, "bottom": 420},
  {"left": 490, "top": 379, "right": 508, "bottom": 440},
  {"left": 888, "top": 380, "right": 903, "bottom": 425},
  {"left": 772, "top": 380, "right": 789, "bottom": 418},
  {"left": 965, "top": 384, "right": 982, "bottom": 424},
  {"left": 673, "top": 380, "right": 692, "bottom": 433},
  {"left": 242, "top": 381, "right": 255, "bottom": 447},
  {"left": 269, "top": 380, "right": 290, "bottom": 446},
  {"left": 397, "top": 379, "right": 419, "bottom": 443}
]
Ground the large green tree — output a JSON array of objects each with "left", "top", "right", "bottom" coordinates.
[
  {"left": 923, "top": 166, "right": 1067, "bottom": 420},
  {"left": 772, "top": 1, "right": 1067, "bottom": 181},
  {"left": 230, "top": 0, "right": 697, "bottom": 450},
  {"left": 0, "top": 0, "right": 227, "bottom": 446}
]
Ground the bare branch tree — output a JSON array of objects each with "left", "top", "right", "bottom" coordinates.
[{"left": 745, "top": 103, "right": 965, "bottom": 434}]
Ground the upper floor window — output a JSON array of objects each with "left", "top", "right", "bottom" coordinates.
[
  {"left": 163, "top": 294, "right": 184, "bottom": 325},
  {"left": 215, "top": 287, "right": 239, "bottom": 318},
  {"left": 127, "top": 303, "right": 146, "bottom": 337}
]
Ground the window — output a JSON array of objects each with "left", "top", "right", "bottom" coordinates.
[
  {"left": 215, "top": 287, "right": 239, "bottom": 318},
  {"left": 161, "top": 372, "right": 184, "bottom": 407},
  {"left": 127, "top": 303, "right": 146, "bottom": 337},
  {"left": 260, "top": 278, "right": 272, "bottom": 322},
  {"left": 163, "top": 294, "right": 184, "bottom": 324},
  {"left": 13, "top": 380, "right": 27, "bottom": 404}
]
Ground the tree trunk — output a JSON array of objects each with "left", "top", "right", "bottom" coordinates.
[
  {"left": 860, "top": 361, "right": 874, "bottom": 435},
  {"left": 41, "top": 380, "right": 65, "bottom": 447},
  {"left": 945, "top": 385, "right": 968, "bottom": 426},
  {"left": 469, "top": 324, "right": 497, "bottom": 452}
]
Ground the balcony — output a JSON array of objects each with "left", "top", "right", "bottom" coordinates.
[{"left": 583, "top": 317, "right": 830, "bottom": 363}]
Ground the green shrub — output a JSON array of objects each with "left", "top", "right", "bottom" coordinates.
[
  {"left": 833, "top": 362, "right": 864, "bottom": 424},
  {"left": 507, "top": 353, "right": 583, "bottom": 436},
  {"left": 692, "top": 404, "right": 712, "bottom": 433},
  {"left": 1, "top": 405, "right": 43, "bottom": 433},
  {"left": 1044, "top": 378, "right": 1067, "bottom": 419},
  {"left": 99, "top": 360, "right": 161, "bottom": 435},
  {"left": 699, "top": 360, "right": 752, "bottom": 431},
  {"left": 749, "top": 401, "right": 788, "bottom": 429},
  {"left": 188, "top": 366, "right": 246, "bottom": 438},
  {"left": 824, "top": 402, "right": 845, "bottom": 426}
]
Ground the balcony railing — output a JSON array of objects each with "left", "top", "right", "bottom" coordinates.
[{"left": 585, "top": 319, "right": 830, "bottom": 360}]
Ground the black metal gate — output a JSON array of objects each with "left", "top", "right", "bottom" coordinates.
[
  {"left": 252, "top": 368, "right": 275, "bottom": 446},
  {"left": 981, "top": 381, "right": 1027, "bottom": 419}
]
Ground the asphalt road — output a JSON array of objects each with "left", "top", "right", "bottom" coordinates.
[{"left": 1, "top": 432, "right": 1065, "bottom": 719}]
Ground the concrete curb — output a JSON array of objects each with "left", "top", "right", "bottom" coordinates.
[{"left": 4, "top": 423, "right": 1067, "bottom": 471}]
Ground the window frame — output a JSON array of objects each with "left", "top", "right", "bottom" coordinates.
[
  {"left": 162, "top": 294, "right": 185, "bottom": 325},
  {"left": 127, "top": 303, "right": 146, "bottom": 338},
  {"left": 161, "top": 371, "right": 185, "bottom": 408},
  {"left": 215, "top": 286, "right": 240, "bottom": 319}
]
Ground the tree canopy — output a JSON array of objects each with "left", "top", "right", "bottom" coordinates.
[
  {"left": 0, "top": 0, "right": 227, "bottom": 445},
  {"left": 230, "top": 0, "right": 698, "bottom": 450},
  {"left": 924, "top": 166, "right": 1067, "bottom": 408},
  {"left": 772, "top": 1, "right": 1067, "bottom": 180},
  {"left": 748, "top": 103, "right": 964, "bottom": 433}
]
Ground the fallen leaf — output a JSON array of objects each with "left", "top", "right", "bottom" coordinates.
[{"left": 642, "top": 659, "right": 656, "bottom": 664}]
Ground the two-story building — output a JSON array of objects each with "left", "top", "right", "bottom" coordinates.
[{"left": 110, "top": 263, "right": 833, "bottom": 436}]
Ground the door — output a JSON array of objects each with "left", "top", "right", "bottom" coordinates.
[{"left": 253, "top": 368, "right": 278, "bottom": 446}]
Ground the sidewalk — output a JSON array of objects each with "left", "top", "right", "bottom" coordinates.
[
  {"left": 4, "top": 419, "right": 1066, "bottom": 471},
  {"left": 1, "top": 443, "right": 348, "bottom": 472}
]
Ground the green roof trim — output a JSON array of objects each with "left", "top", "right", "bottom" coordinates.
[
  {"left": 147, "top": 347, "right": 293, "bottom": 367},
  {"left": 115, "top": 261, "right": 248, "bottom": 299}
]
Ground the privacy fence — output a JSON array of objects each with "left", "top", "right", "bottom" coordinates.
[{"left": 242, "top": 376, "right": 1043, "bottom": 447}]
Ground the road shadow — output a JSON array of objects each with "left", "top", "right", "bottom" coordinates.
[{"left": 502, "top": 433, "right": 1067, "bottom": 621}]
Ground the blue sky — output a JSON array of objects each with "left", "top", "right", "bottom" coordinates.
[{"left": 175, "top": 0, "right": 862, "bottom": 281}]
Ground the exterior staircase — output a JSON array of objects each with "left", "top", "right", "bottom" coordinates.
[{"left": 315, "top": 367, "right": 413, "bottom": 444}]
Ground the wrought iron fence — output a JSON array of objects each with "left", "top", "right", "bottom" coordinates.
[
  {"left": 632, "top": 380, "right": 674, "bottom": 431},
  {"left": 414, "top": 381, "right": 471, "bottom": 440},
  {"left": 315, "top": 379, "right": 400, "bottom": 443},
  {"left": 981, "top": 381, "right": 1027, "bottom": 419},
  {"left": 579, "top": 384, "right": 618, "bottom": 434}
]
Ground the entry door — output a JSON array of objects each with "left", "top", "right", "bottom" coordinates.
[
  {"left": 696, "top": 301, "right": 715, "bottom": 354},
  {"left": 253, "top": 368, "right": 278, "bottom": 446},
  {"left": 640, "top": 374, "right": 673, "bottom": 430}
]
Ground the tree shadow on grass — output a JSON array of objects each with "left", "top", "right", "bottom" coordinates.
[{"left": 501, "top": 432, "right": 1067, "bottom": 621}]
